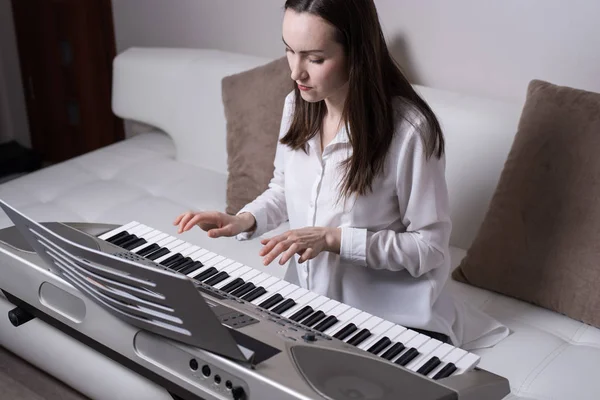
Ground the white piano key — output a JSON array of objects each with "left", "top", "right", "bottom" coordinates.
[
  {"left": 280, "top": 290, "right": 318, "bottom": 317},
  {"left": 454, "top": 353, "right": 480, "bottom": 374},
  {"left": 406, "top": 338, "right": 443, "bottom": 372},
  {"left": 257, "top": 276, "right": 281, "bottom": 290},
  {"left": 323, "top": 307, "right": 361, "bottom": 336},
  {"left": 241, "top": 272, "right": 271, "bottom": 287},
  {"left": 316, "top": 299, "right": 341, "bottom": 314},
  {"left": 180, "top": 245, "right": 202, "bottom": 257},
  {"left": 366, "top": 324, "right": 408, "bottom": 356},
  {"left": 211, "top": 264, "right": 249, "bottom": 287},
  {"left": 303, "top": 295, "right": 330, "bottom": 312},
  {"left": 357, "top": 320, "right": 395, "bottom": 350},
  {"left": 98, "top": 221, "right": 139, "bottom": 240},
  {"left": 188, "top": 248, "right": 209, "bottom": 260},
  {"left": 154, "top": 241, "right": 190, "bottom": 263},
  {"left": 250, "top": 281, "right": 288, "bottom": 304},
  {"left": 209, "top": 259, "right": 235, "bottom": 272},
  {"left": 155, "top": 236, "right": 179, "bottom": 248},
  {"left": 390, "top": 333, "right": 430, "bottom": 364},
  {"left": 199, "top": 253, "right": 222, "bottom": 265},
  {"left": 425, "top": 344, "right": 457, "bottom": 379},
  {"left": 130, "top": 230, "right": 165, "bottom": 252},
  {"left": 238, "top": 269, "right": 262, "bottom": 283}
]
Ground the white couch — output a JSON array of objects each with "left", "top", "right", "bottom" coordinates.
[{"left": 0, "top": 47, "right": 599, "bottom": 400}]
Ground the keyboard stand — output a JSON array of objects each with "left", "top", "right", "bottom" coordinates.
[{"left": 0, "top": 200, "right": 256, "bottom": 366}]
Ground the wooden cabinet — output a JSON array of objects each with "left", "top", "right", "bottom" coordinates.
[{"left": 11, "top": 0, "right": 124, "bottom": 163}]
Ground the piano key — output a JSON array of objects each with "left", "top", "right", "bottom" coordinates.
[
  {"left": 316, "top": 299, "right": 341, "bottom": 314},
  {"left": 426, "top": 347, "right": 468, "bottom": 380},
  {"left": 394, "top": 348, "right": 419, "bottom": 366},
  {"left": 366, "top": 337, "right": 392, "bottom": 354},
  {"left": 380, "top": 342, "right": 405, "bottom": 360},
  {"left": 300, "top": 310, "right": 326, "bottom": 327},
  {"left": 130, "top": 230, "right": 163, "bottom": 252},
  {"left": 203, "top": 271, "right": 229, "bottom": 286},
  {"left": 250, "top": 281, "right": 289, "bottom": 305},
  {"left": 323, "top": 307, "right": 361, "bottom": 336},
  {"left": 258, "top": 293, "right": 284, "bottom": 309},
  {"left": 289, "top": 306, "right": 313, "bottom": 322},
  {"left": 136, "top": 243, "right": 159, "bottom": 257},
  {"left": 195, "top": 267, "right": 218, "bottom": 281},
  {"left": 121, "top": 237, "right": 147, "bottom": 250},
  {"left": 270, "top": 298, "right": 296, "bottom": 314},
  {"left": 329, "top": 311, "right": 372, "bottom": 336},
  {"left": 417, "top": 356, "right": 441, "bottom": 375},
  {"left": 99, "top": 221, "right": 139, "bottom": 240},
  {"left": 112, "top": 233, "right": 136, "bottom": 247},
  {"left": 179, "top": 261, "right": 203, "bottom": 276},
  {"left": 406, "top": 338, "right": 443, "bottom": 372},
  {"left": 454, "top": 353, "right": 480, "bottom": 375},
  {"left": 241, "top": 287, "right": 267, "bottom": 302},
  {"left": 346, "top": 328, "right": 372, "bottom": 346},
  {"left": 230, "top": 282, "right": 256, "bottom": 298},
  {"left": 280, "top": 290, "right": 317, "bottom": 318},
  {"left": 313, "top": 315, "right": 338, "bottom": 332},
  {"left": 423, "top": 343, "right": 456, "bottom": 379},
  {"left": 333, "top": 323, "right": 358, "bottom": 340},
  {"left": 431, "top": 363, "right": 457, "bottom": 380},
  {"left": 358, "top": 323, "right": 403, "bottom": 352}
]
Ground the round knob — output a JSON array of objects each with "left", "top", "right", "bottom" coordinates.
[
  {"left": 231, "top": 386, "right": 246, "bottom": 400},
  {"left": 8, "top": 307, "right": 34, "bottom": 327},
  {"left": 302, "top": 332, "right": 317, "bottom": 342}
]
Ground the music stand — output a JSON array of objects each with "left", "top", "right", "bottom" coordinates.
[{"left": 0, "top": 199, "right": 254, "bottom": 364}]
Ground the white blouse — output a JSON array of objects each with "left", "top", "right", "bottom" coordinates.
[{"left": 237, "top": 92, "right": 509, "bottom": 350}]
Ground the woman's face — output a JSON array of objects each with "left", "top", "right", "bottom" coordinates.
[{"left": 282, "top": 10, "right": 348, "bottom": 103}]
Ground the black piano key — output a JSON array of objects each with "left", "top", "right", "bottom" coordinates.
[
  {"left": 136, "top": 243, "right": 159, "bottom": 256},
  {"left": 380, "top": 343, "right": 405, "bottom": 360},
  {"left": 300, "top": 311, "right": 326, "bottom": 327},
  {"left": 122, "top": 238, "right": 147, "bottom": 250},
  {"left": 221, "top": 278, "right": 245, "bottom": 293},
  {"left": 146, "top": 247, "right": 170, "bottom": 260},
  {"left": 270, "top": 298, "right": 296, "bottom": 314},
  {"left": 230, "top": 282, "right": 256, "bottom": 298},
  {"left": 241, "top": 287, "right": 267, "bottom": 302},
  {"left": 333, "top": 323, "right": 358, "bottom": 340},
  {"left": 290, "top": 306, "right": 313, "bottom": 322},
  {"left": 432, "top": 363, "right": 457, "bottom": 380},
  {"left": 106, "top": 231, "right": 129, "bottom": 243},
  {"left": 258, "top": 294, "right": 284, "bottom": 309},
  {"left": 169, "top": 257, "right": 192, "bottom": 270},
  {"left": 204, "top": 271, "right": 229, "bottom": 286},
  {"left": 367, "top": 337, "right": 392, "bottom": 354},
  {"left": 195, "top": 267, "right": 218, "bottom": 281},
  {"left": 417, "top": 357, "right": 441, "bottom": 376},
  {"left": 395, "top": 348, "right": 419, "bottom": 366},
  {"left": 112, "top": 234, "right": 134, "bottom": 246},
  {"left": 313, "top": 315, "right": 338, "bottom": 332},
  {"left": 117, "top": 235, "right": 140, "bottom": 249},
  {"left": 346, "top": 328, "right": 372, "bottom": 346},
  {"left": 178, "top": 261, "right": 204, "bottom": 276},
  {"left": 172, "top": 258, "right": 194, "bottom": 272},
  {"left": 160, "top": 253, "right": 183, "bottom": 266}
]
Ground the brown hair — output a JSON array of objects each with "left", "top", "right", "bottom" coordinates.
[{"left": 281, "top": 0, "right": 444, "bottom": 199}]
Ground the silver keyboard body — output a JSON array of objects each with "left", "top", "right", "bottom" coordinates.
[{"left": 0, "top": 219, "right": 511, "bottom": 400}]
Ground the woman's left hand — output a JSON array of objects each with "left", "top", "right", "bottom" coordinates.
[{"left": 260, "top": 227, "right": 341, "bottom": 266}]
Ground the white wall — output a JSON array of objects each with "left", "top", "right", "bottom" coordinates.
[
  {"left": 0, "top": 0, "right": 30, "bottom": 147},
  {"left": 2, "top": 0, "right": 599, "bottom": 147},
  {"left": 113, "top": 0, "right": 600, "bottom": 102}
]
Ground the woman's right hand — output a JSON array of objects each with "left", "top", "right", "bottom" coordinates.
[{"left": 173, "top": 211, "right": 256, "bottom": 238}]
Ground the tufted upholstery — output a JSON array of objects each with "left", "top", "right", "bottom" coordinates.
[{"left": 0, "top": 48, "right": 599, "bottom": 400}]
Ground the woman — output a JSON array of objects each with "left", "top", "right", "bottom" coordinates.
[{"left": 174, "top": 0, "right": 508, "bottom": 349}]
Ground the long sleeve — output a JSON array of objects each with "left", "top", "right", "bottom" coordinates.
[
  {"left": 340, "top": 124, "right": 452, "bottom": 277},
  {"left": 236, "top": 93, "right": 294, "bottom": 240}
]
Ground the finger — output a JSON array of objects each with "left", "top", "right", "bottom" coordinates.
[
  {"left": 298, "top": 248, "right": 314, "bottom": 263},
  {"left": 173, "top": 214, "right": 184, "bottom": 225},
  {"left": 263, "top": 240, "right": 292, "bottom": 266},
  {"left": 182, "top": 214, "right": 208, "bottom": 232},
  {"left": 177, "top": 213, "right": 195, "bottom": 233},
  {"left": 279, "top": 243, "right": 302, "bottom": 265},
  {"left": 259, "top": 235, "right": 285, "bottom": 256},
  {"left": 207, "top": 224, "right": 233, "bottom": 238}
]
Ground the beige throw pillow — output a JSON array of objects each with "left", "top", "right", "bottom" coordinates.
[
  {"left": 453, "top": 79, "right": 600, "bottom": 328},
  {"left": 222, "top": 57, "right": 292, "bottom": 215}
]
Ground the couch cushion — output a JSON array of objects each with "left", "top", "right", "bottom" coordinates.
[
  {"left": 222, "top": 57, "right": 292, "bottom": 215},
  {"left": 449, "top": 246, "right": 600, "bottom": 400},
  {"left": 453, "top": 79, "right": 600, "bottom": 329}
]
